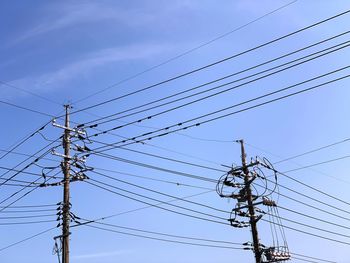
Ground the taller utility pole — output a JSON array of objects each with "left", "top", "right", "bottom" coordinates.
[
  {"left": 239, "top": 139, "right": 261, "bottom": 263},
  {"left": 50, "top": 106, "right": 91, "bottom": 263},
  {"left": 62, "top": 105, "right": 71, "bottom": 263}
]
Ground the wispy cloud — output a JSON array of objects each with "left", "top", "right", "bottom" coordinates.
[
  {"left": 5, "top": 42, "right": 172, "bottom": 96},
  {"left": 12, "top": 2, "right": 153, "bottom": 44},
  {"left": 72, "top": 249, "right": 131, "bottom": 260}
]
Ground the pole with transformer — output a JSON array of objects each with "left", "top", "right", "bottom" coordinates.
[{"left": 217, "top": 139, "right": 290, "bottom": 262}]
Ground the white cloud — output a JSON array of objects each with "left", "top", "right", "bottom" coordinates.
[
  {"left": 72, "top": 249, "right": 131, "bottom": 260},
  {"left": 12, "top": 2, "right": 154, "bottom": 44},
  {"left": 6, "top": 42, "right": 172, "bottom": 95}
]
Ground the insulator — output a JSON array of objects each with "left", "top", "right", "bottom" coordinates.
[
  {"left": 84, "top": 145, "right": 91, "bottom": 151},
  {"left": 262, "top": 197, "right": 277, "bottom": 207},
  {"left": 223, "top": 181, "right": 241, "bottom": 188}
]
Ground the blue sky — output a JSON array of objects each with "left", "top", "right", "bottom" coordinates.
[{"left": 1, "top": 0, "right": 350, "bottom": 262}]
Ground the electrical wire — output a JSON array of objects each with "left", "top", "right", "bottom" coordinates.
[
  {"left": 82, "top": 38, "right": 350, "bottom": 127},
  {"left": 274, "top": 137, "right": 350, "bottom": 164},
  {"left": 87, "top": 178, "right": 227, "bottom": 222},
  {"left": 113, "top": 146, "right": 225, "bottom": 172},
  {"left": 264, "top": 177, "right": 350, "bottom": 216},
  {"left": 0, "top": 137, "right": 60, "bottom": 182},
  {"left": 278, "top": 205, "right": 350, "bottom": 231},
  {"left": 0, "top": 170, "right": 60, "bottom": 213},
  {"left": 0, "top": 166, "right": 60, "bottom": 180},
  {"left": 84, "top": 224, "right": 245, "bottom": 250},
  {"left": 0, "top": 227, "right": 56, "bottom": 252},
  {"left": 68, "top": 8, "right": 350, "bottom": 116},
  {"left": 91, "top": 170, "right": 228, "bottom": 214},
  {"left": 87, "top": 137, "right": 225, "bottom": 172},
  {"left": 262, "top": 218, "right": 350, "bottom": 246},
  {"left": 87, "top": 69, "right": 350, "bottom": 153},
  {"left": 74, "top": 0, "right": 298, "bottom": 104},
  {"left": 0, "top": 100, "right": 55, "bottom": 117},
  {"left": 0, "top": 214, "right": 55, "bottom": 220},
  {"left": 0, "top": 121, "right": 51, "bottom": 160},
  {"left": 0, "top": 220, "right": 56, "bottom": 226},
  {"left": 72, "top": 190, "right": 215, "bottom": 227},
  {"left": 93, "top": 167, "right": 213, "bottom": 191},
  {"left": 283, "top": 155, "right": 350, "bottom": 173},
  {"left": 0, "top": 80, "right": 60, "bottom": 106},
  {"left": 265, "top": 210, "right": 350, "bottom": 239},
  {"left": 0, "top": 204, "right": 56, "bottom": 209},
  {"left": 85, "top": 180, "right": 229, "bottom": 226},
  {"left": 254, "top": 182, "right": 350, "bottom": 223},
  {"left": 290, "top": 252, "right": 336, "bottom": 263},
  {"left": 89, "top": 151, "right": 218, "bottom": 183},
  {"left": 277, "top": 170, "right": 350, "bottom": 207},
  {"left": 80, "top": 220, "right": 242, "bottom": 245},
  {"left": 0, "top": 208, "right": 56, "bottom": 213}
]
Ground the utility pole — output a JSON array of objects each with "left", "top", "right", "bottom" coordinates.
[
  {"left": 239, "top": 139, "right": 261, "bottom": 263},
  {"left": 49, "top": 105, "right": 91, "bottom": 263},
  {"left": 62, "top": 105, "right": 71, "bottom": 263},
  {"left": 216, "top": 139, "right": 290, "bottom": 262}
]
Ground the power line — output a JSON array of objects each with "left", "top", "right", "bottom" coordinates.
[
  {"left": 0, "top": 166, "right": 59, "bottom": 180},
  {"left": 89, "top": 174, "right": 350, "bottom": 239},
  {"left": 0, "top": 170, "right": 60, "bottom": 213},
  {"left": 88, "top": 178, "right": 227, "bottom": 222},
  {"left": 0, "top": 204, "right": 56, "bottom": 209},
  {"left": 87, "top": 68, "right": 350, "bottom": 153},
  {"left": 0, "top": 80, "right": 60, "bottom": 106},
  {"left": 73, "top": 0, "right": 298, "bottom": 104},
  {"left": 72, "top": 190, "right": 215, "bottom": 226},
  {"left": 68, "top": 8, "right": 350, "bottom": 116},
  {"left": 91, "top": 170, "right": 228, "bottom": 214},
  {"left": 0, "top": 208, "right": 56, "bottom": 213},
  {"left": 0, "top": 100, "right": 55, "bottom": 117},
  {"left": 84, "top": 224, "right": 245, "bottom": 250},
  {"left": 0, "top": 137, "right": 60, "bottom": 182},
  {"left": 81, "top": 220, "right": 242, "bottom": 245},
  {"left": 82, "top": 35, "right": 350, "bottom": 127},
  {"left": 266, "top": 178, "right": 350, "bottom": 216},
  {"left": 90, "top": 140, "right": 225, "bottom": 172},
  {"left": 277, "top": 170, "right": 350, "bottom": 207},
  {"left": 262, "top": 218, "right": 350, "bottom": 246},
  {"left": 82, "top": 224, "right": 332, "bottom": 263},
  {"left": 0, "top": 149, "right": 54, "bottom": 191},
  {"left": 265, "top": 210, "right": 350, "bottom": 239},
  {"left": 0, "top": 214, "right": 54, "bottom": 220},
  {"left": 0, "top": 220, "right": 56, "bottom": 225},
  {"left": 243, "top": 140, "right": 350, "bottom": 185},
  {"left": 0, "top": 176, "right": 44, "bottom": 185},
  {"left": 274, "top": 137, "right": 350, "bottom": 164},
  {"left": 93, "top": 167, "right": 213, "bottom": 191},
  {"left": 278, "top": 205, "right": 350, "bottom": 231},
  {"left": 85, "top": 180, "right": 229, "bottom": 226},
  {"left": 290, "top": 253, "right": 336, "bottom": 263},
  {"left": 0, "top": 121, "right": 51, "bottom": 160},
  {"left": 0, "top": 135, "right": 226, "bottom": 167},
  {"left": 254, "top": 182, "right": 350, "bottom": 223},
  {"left": 89, "top": 151, "right": 218, "bottom": 183},
  {"left": 90, "top": 61, "right": 350, "bottom": 138},
  {"left": 0, "top": 227, "right": 56, "bottom": 252},
  {"left": 283, "top": 155, "right": 350, "bottom": 173}
]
